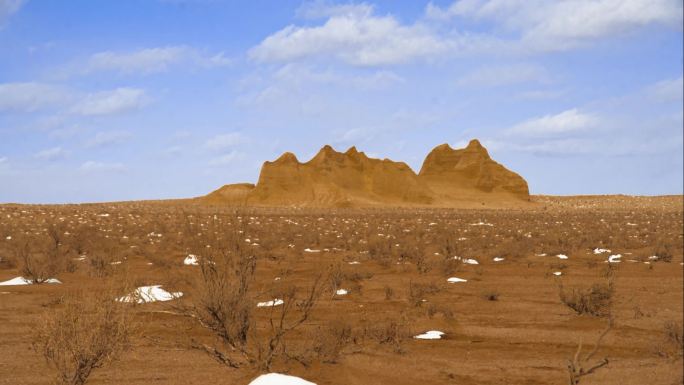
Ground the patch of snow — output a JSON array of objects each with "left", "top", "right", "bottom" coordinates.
[
  {"left": 348, "top": 261, "right": 361, "bottom": 265},
  {"left": 184, "top": 254, "right": 199, "bottom": 266},
  {"left": 335, "top": 289, "right": 348, "bottom": 296},
  {"left": 469, "top": 222, "right": 493, "bottom": 226},
  {"left": 248, "top": 373, "right": 316, "bottom": 385},
  {"left": 536, "top": 253, "right": 547, "bottom": 257},
  {"left": 0, "top": 276, "right": 62, "bottom": 286},
  {"left": 453, "top": 256, "right": 479, "bottom": 265},
  {"left": 556, "top": 254, "right": 569, "bottom": 260},
  {"left": 5, "top": 236, "right": 11, "bottom": 240},
  {"left": 110, "top": 261, "right": 122, "bottom": 265},
  {"left": 553, "top": 271, "right": 562, "bottom": 276},
  {"left": 414, "top": 330, "right": 445, "bottom": 340},
  {"left": 593, "top": 248, "right": 611, "bottom": 254},
  {"left": 607, "top": 254, "right": 622, "bottom": 263},
  {"left": 117, "top": 285, "right": 182, "bottom": 304},
  {"left": 493, "top": 257, "right": 505, "bottom": 262},
  {"left": 447, "top": 277, "right": 467, "bottom": 283},
  {"left": 304, "top": 248, "right": 320, "bottom": 253},
  {"left": 257, "top": 299, "right": 284, "bottom": 307}
]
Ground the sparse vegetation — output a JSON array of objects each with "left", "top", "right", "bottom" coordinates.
[{"left": 34, "top": 288, "right": 134, "bottom": 385}]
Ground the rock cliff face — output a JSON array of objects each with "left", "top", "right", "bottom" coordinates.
[
  {"left": 247, "top": 145, "right": 433, "bottom": 207},
  {"left": 418, "top": 140, "right": 529, "bottom": 201},
  {"left": 199, "top": 139, "right": 530, "bottom": 207}
]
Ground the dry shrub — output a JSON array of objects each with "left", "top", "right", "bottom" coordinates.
[
  {"left": 407, "top": 281, "right": 440, "bottom": 307},
  {"left": 567, "top": 318, "right": 612, "bottom": 384},
  {"left": 482, "top": 290, "right": 500, "bottom": 301},
  {"left": 308, "top": 319, "right": 353, "bottom": 364},
  {"left": 16, "top": 236, "right": 65, "bottom": 284},
  {"left": 34, "top": 289, "right": 134, "bottom": 385},
  {"left": 384, "top": 285, "right": 394, "bottom": 300},
  {"left": 180, "top": 243, "right": 324, "bottom": 371},
  {"left": 558, "top": 278, "right": 614, "bottom": 317},
  {"left": 440, "top": 257, "right": 463, "bottom": 276},
  {"left": 426, "top": 304, "right": 454, "bottom": 320},
  {"left": 655, "top": 321, "right": 683, "bottom": 358},
  {"left": 362, "top": 319, "right": 409, "bottom": 354},
  {"left": 87, "top": 241, "right": 124, "bottom": 278}
]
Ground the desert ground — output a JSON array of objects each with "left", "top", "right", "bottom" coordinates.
[{"left": 0, "top": 195, "right": 682, "bottom": 385}]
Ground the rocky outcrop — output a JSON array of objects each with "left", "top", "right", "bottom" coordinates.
[
  {"left": 418, "top": 140, "right": 529, "bottom": 201},
  {"left": 247, "top": 145, "right": 433, "bottom": 207},
  {"left": 199, "top": 139, "right": 530, "bottom": 207}
]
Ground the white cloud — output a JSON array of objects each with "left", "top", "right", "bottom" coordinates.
[
  {"left": 0, "top": 0, "right": 25, "bottom": 25},
  {"left": 516, "top": 89, "right": 566, "bottom": 100},
  {"left": 250, "top": 0, "right": 681, "bottom": 67},
  {"left": 205, "top": 133, "right": 244, "bottom": 151},
  {"left": 70, "top": 88, "right": 148, "bottom": 116},
  {"left": 79, "top": 161, "right": 125, "bottom": 172},
  {"left": 208, "top": 151, "right": 242, "bottom": 166},
  {"left": 427, "top": 0, "right": 683, "bottom": 50},
  {"left": 34, "top": 147, "right": 68, "bottom": 161},
  {"left": 647, "top": 76, "right": 683, "bottom": 102},
  {"left": 506, "top": 108, "right": 597, "bottom": 136},
  {"left": 249, "top": 9, "right": 455, "bottom": 66},
  {"left": 0, "top": 156, "right": 7, "bottom": 163},
  {"left": 0, "top": 82, "right": 70, "bottom": 112},
  {"left": 85, "top": 131, "right": 133, "bottom": 148},
  {"left": 456, "top": 63, "right": 550, "bottom": 87},
  {"left": 82, "top": 46, "right": 231, "bottom": 75},
  {"left": 296, "top": 1, "right": 374, "bottom": 19},
  {"left": 237, "top": 65, "right": 403, "bottom": 107}
]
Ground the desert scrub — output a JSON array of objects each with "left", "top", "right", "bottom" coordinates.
[
  {"left": 34, "top": 289, "right": 134, "bottom": 385},
  {"left": 558, "top": 277, "right": 614, "bottom": 317}
]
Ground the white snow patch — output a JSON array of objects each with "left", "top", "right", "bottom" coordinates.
[
  {"left": 453, "top": 256, "right": 479, "bottom": 265},
  {"left": 348, "top": 261, "right": 361, "bottom": 265},
  {"left": 593, "top": 248, "right": 611, "bottom": 254},
  {"left": 447, "top": 277, "right": 467, "bottom": 283},
  {"left": 117, "top": 285, "right": 183, "bottom": 304},
  {"left": 5, "top": 236, "right": 11, "bottom": 240},
  {"left": 553, "top": 271, "right": 562, "bottom": 276},
  {"left": 607, "top": 254, "right": 622, "bottom": 263},
  {"left": 257, "top": 299, "right": 284, "bottom": 307},
  {"left": 184, "top": 254, "right": 199, "bottom": 266},
  {"left": 556, "top": 254, "right": 569, "bottom": 260},
  {"left": 304, "top": 248, "right": 320, "bottom": 253},
  {"left": 493, "top": 257, "right": 505, "bottom": 262},
  {"left": 248, "top": 373, "right": 316, "bottom": 385},
  {"left": 335, "top": 289, "right": 348, "bottom": 296},
  {"left": 414, "top": 330, "right": 445, "bottom": 340},
  {"left": 0, "top": 276, "right": 62, "bottom": 286},
  {"left": 469, "top": 222, "right": 493, "bottom": 226}
]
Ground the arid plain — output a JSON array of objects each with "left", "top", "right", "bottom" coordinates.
[{"left": 0, "top": 196, "right": 682, "bottom": 385}]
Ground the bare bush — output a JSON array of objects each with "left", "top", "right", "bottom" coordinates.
[
  {"left": 567, "top": 319, "right": 612, "bottom": 385},
  {"left": 34, "top": 289, "right": 134, "bottom": 385},
  {"left": 309, "top": 320, "right": 353, "bottom": 363},
  {"left": 362, "top": 319, "right": 409, "bottom": 354},
  {"left": 655, "top": 321, "right": 683, "bottom": 358},
  {"left": 179, "top": 233, "right": 324, "bottom": 371},
  {"left": 558, "top": 277, "right": 614, "bottom": 317},
  {"left": 16, "top": 236, "right": 64, "bottom": 284}
]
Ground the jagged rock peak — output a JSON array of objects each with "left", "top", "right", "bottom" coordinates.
[{"left": 274, "top": 151, "right": 299, "bottom": 163}]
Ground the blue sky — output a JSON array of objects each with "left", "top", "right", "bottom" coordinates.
[{"left": 0, "top": 0, "right": 682, "bottom": 203}]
